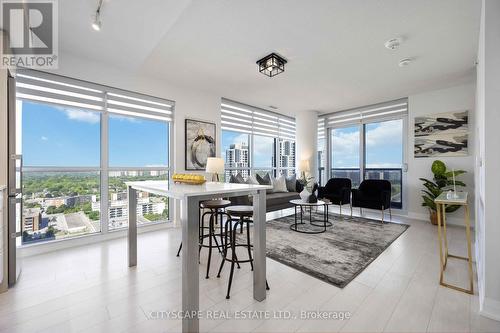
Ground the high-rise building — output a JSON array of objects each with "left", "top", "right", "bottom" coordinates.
[
  {"left": 225, "top": 143, "right": 249, "bottom": 179},
  {"left": 279, "top": 139, "right": 296, "bottom": 173}
]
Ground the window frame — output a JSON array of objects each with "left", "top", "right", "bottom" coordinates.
[
  {"left": 16, "top": 71, "right": 174, "bottom": 246},
  {"left": 326, "top": 113, "right": 407, "bottom": 209}
]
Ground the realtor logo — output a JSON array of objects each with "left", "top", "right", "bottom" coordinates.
[{"left": 1, "top": 0, "right": 58, "bottom": 68}]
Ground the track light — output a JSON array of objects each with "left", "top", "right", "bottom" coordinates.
[{"left": 92, "top": 0, "right": 103, "bottom": 31}]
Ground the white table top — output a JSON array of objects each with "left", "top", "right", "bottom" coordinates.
[
  {"left": 125, "top": 180, "right": 271, "bottom": 199},
  {"left": 434, "top": 191, "right": 468, "bottom": 205},
  {"left": 290, "top": 199, "right": 326, "bottom": 206}
]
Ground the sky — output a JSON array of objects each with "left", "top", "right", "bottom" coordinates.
[
  {"left": 330, "top": 119, "right": 403, "bottom": 168},
  {"left": 21, "top": 101, "right": 169, "bottom": 167}
]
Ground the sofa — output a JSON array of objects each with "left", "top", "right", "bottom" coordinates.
[{"left": 228, "top": 174, "right": 303, "bottom": 212}]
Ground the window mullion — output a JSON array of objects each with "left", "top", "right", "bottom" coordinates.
[{"left": 100, "top": 94, "right": 109, "bottom": 234}]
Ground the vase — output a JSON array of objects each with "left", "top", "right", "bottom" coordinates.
[
  {"left": 299, "top": 188, "right": 311, "bottom": 202},
  {"left": 430, "top": 210, "right": 438, "bottom": 225}
]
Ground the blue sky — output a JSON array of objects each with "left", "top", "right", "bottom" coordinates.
[
  {"left": 331, "top": 120, "right": 403, "bottom": 168},
  {"left": 22, "top": 101, "right": 169, "bottom": 167}
]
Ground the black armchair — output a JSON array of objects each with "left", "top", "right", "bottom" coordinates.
[
  {"left": 318, "top": 178, "right": 352, "bottom": 216},
  {"left": 351, "top": 179, "right": 392, "bottom": 222}
]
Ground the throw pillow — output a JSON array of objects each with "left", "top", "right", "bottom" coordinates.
[
  {"left": 273, "top": 175, "right": 288, "bottom": 193},
  {"left": 246, "top": 175, "right": 259, "bottom": 185},
  {"left": 229, "top": 173, "right": 251, "bottom": 205},
  {"left": 285, "top": 174, "right": 297, "bottom": 192},
  {"left": 256, "top": 173, "right": 274, "bottom": 193}
]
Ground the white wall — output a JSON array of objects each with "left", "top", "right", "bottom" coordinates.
[
  {"left": 0, "top": 66, "right": 8, "bottom": 293},
  {"left": 475, "top": 0, "right": 500, "bottom": 321},
  {"left": 295, "top": 110, "right": 318, "bottom": 180},
  {"left": 407, "top": 83, "right": 476, "bottom": 225},
  {"left": 49, "top": 53, "right": 223, "bottom": 223}
]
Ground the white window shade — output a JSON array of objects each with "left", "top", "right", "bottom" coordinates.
[
  {"left": 16, "top": 69, "right": 174, "bottom": 121},
  {"left": 320, "top": 98, "right": 408, "bottom": 128},
  {"left": 221, "top": 98, "right": 295, "bottom": 140}
]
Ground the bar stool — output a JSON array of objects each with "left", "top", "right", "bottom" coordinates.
[
  {"left": 177, "top": 200, "right": 232, "bottom": 279},
  {"left": 217, "top": 205, "right": 269, "bottom": 299}
]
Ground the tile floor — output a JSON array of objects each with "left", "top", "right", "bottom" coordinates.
[{"left": 0, "top": 208, "right": 499, "bottom": 333}]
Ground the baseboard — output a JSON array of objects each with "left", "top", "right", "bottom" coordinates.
[
  {"left": 406, "top": 211, "right": 475, "bottom": 227},
  {"left": 480, "top": 296, "right": 500, "bottom": 322}
]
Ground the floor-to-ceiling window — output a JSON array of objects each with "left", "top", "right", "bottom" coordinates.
[
  {"left": 322, "top": 99, "right": 407, "bottom": 208},
  {"left": 221, "top": 99, "right": 296, "bottom": 180},
  {"left": 16, "top": 71, "right": 173, "bottom": 245}
]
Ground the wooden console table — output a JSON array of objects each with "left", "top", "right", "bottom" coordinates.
[{"left": 434, "top": 191, "right": 473, "bottom": 294}]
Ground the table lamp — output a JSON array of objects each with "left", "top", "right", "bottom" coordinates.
[
  {"left": 205, "top": 157, "right": 224, "bottom": 182},
  {"left": 298, "top": 159, "right": 310, "bottom": 181}
]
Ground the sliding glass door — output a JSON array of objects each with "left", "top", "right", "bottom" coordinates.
[{"left": 329, "top": 119, "right": 404, "bottom": 208}]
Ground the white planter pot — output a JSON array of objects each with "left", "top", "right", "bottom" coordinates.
[{"left": 299, "top": 188, "right": 311, "bottom": 202}]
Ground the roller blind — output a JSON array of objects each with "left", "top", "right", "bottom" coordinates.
[
  {"left": 221, "top": 98, "right": 295, "bottom": 140},
  {"left": 16, "top": 70, "right": 174, "bottom": 121},
  {"left": 320, "top": 98, "right": 408, "bottom": 128}
]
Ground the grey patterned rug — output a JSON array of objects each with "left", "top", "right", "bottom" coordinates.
[{"left": 264, "top": 211, "right": 409, "bottom": 288}]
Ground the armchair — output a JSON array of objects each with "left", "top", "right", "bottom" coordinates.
[
  {"left": 351, "top": 179, "right": 392, "bottom": 223},
  {"left": 318, "top": 178, "right": 352, "bottom": 216}
]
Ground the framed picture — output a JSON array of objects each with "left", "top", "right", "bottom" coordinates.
[
  {"left": 185, "top": 119, "right": 216, "bottom": 170},
  {"left": 414, "top": 110, "right": 469, "bottom": 158}
]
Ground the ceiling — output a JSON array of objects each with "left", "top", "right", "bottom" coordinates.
[{"left": 59, "top": 0, "right": 481, "bottom": 115}]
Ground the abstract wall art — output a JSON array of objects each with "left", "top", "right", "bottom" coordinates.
[
  {"left": 185, "top": 119, "right": 216, "bottom": 170},
  {"left": 414, "top": 110, "right": 468, "bottom": 158}
]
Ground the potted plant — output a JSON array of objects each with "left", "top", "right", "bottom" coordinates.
[{"left": 420, "top": 160, "right": 466, "bottom": 225}]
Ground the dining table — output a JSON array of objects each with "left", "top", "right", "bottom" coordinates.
[{"left": 125, "top": 180, "right": 270, "bottom": 333}]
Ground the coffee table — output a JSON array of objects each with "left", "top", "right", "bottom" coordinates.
[{"left": 289, "top": 199, "right": 331, "bottom": 234}]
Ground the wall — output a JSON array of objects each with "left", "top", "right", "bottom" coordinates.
[
  {"left": 475, "top": 0, "right": 500, "bottom": 321},
  {"left": 47, "top": 53, "right": 223, "bottom": 224},
  {"left": 407, "top": 82, "right": 476, "bottom": 225}
]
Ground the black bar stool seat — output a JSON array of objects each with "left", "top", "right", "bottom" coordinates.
[
  {"left": 226, "top": 205, "right": 253, "bottom": 217},
  {"left": 200, "top": 200, "right": 231, "bottom": 209}
]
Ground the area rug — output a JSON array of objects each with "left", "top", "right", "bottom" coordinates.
[{"left": 263, "top": 212, "right": 409, "bottom": 288}]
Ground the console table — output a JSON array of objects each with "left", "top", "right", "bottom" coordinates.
[
  {"left": 125, "top": 180, "right": 270, "bottom": 333},
  {"left": 434, "top": 191, "right": 473, "bottom": 294}
]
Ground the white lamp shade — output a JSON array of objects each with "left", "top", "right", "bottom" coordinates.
[
  {"left": 298, "top": 159, "right": 310, "bottom": 173},
  {"left": 205, "top": 157, "right": 224, "bottom": 174}
]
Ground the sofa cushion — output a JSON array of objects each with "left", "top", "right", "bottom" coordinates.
[
  {"left": 266, "top": 192, "right": 300, "bottom": 207},
  {"left": 229, "top": 173, "right": 251, "bottom": 205}
]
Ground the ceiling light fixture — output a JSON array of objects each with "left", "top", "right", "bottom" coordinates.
[
  {"left": 398, "top": 58, "right": 413, "bottom": 67},
  {"left": 92, "top": 0, "right": 103, "bottom": 31},
  {"left": 384, "top": 38, "right": 401, "bottom": 50},
  {"left": 257, "top": 53, "right": 287, "bottom": 77}
]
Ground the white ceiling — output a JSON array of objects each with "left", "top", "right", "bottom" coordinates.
[{"left": 59, "top": 0, "right": 480, "bottom": 115}]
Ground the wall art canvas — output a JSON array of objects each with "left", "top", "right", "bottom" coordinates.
[
  {"left": 414, "top": 110, "right": 468, "bottom": 158},
  {"left": 185, "top": 119, "right": 216, "bottom": 170}
]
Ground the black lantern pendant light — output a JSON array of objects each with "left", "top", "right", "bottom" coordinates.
[{"left": 257, "top": 53, "right": 287, "bottom": 77}]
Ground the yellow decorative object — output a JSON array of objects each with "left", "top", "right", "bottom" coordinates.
[{"left": 172, "top": 173, "right": 206, "bottom": 185}]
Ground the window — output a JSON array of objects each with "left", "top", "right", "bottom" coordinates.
[
  {"left": 16, "top": 70, "right": 173, "bottom": 245},
  {"left": 331, "top": 126, "right": 361, "bottom": 188},
  {"left": 365, "top": 119, "right": 403, "bottom": 206},
  {"left": 108, "top": 114, "right": 170, "bottom": 229},
  {"left": 221, "top": 99, "right": 296, "bottom": 180},
  {"left": 321, "top": 99, "right": 407, "bottom": 208},
  {"left": 222, "top": 130, "right": 250, "bottom": 181}
]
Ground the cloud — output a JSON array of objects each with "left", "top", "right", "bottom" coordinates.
[
  {"left": 41, "top": 136, "right": 48, "bottom": 141},
  {"left": 64, "top": 109, "right": 100, "bottom": 124}
]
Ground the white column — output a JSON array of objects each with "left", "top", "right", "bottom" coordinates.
[{"left": 295, "top": 110, "right": 318, "bottom": 180}]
